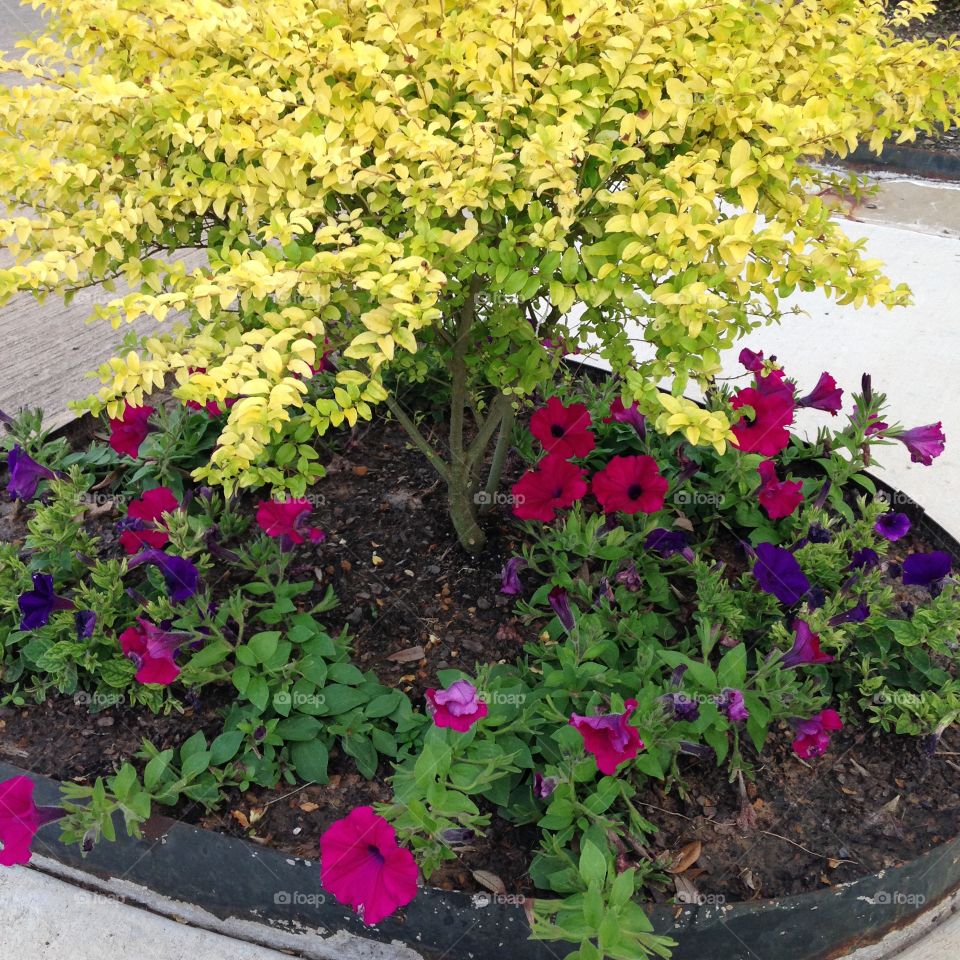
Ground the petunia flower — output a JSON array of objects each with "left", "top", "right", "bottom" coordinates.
[
  {"left": 119, "top": 487, "right": 180, "bottom": 554},
  {"left": 570, "top": 700, "right": 643, "bottom": 775},
  {"left": 660, "top": 692, "right": 700, "bottom": 722},
  {"left": 591, "top": 454, "right": 668, "bottom": 515},
  {"left": 902, "top": 551, "right": 952, "bottom": 587},
  {"left": 874, "top": 512, "right": 911, "bottom": 542},
  {"left": 752, "top": 543, "right": 810, "bottom": 605},
  {"left": 782, "top": 620, "right": 833, "bottom": 668},
  {"left": 714, "top": 688, "right": 749, "bottom": 722},
  {"left": 533, "top": 773, "right": 559, "bottom": 799},
  {"left": 847, "top": 547, "right": 880, "bottom": 572},
  {"left": 791, "top": 708, "right": 843, "bottom": 759},
  {"left": 797, "top": 372, "right": 843, "bottom": 415},
  {"left": 0, "top": 776, "right": 65, "bottom": 867},
  {"left": 511, "top": 455, "right": 588, "bottom": 522},
  {"left": 548, "top": 586, "right": 575, "bottom": 630},
  {"left": 255, "top": 498, "right": 325, "bottom": 549},
  {"left": 119, "top": 619, "right": 189, "bottom": 685},
  {"left": 18, "top": 573, "right": 75, "bottom": 630},
  {"left": 499, "top": 557, "right": 526, "bottom": 595},
  {"left": 807, "top": 523, "right": 833, "bottom": 544},
  {"left": 730, "top": 386, "right": 794, "bottom": 456},
  {"left": 894, "top": 422, "right": 945, "bottom": 466},
  {"left": 75, "top": 610, "right": 97, "bottom": 641},
  {"left": 756, "top": 461, "right": 804, "bottom": 519},
  {"left": 603, "top": 397, "right": 646, "bottom": 438},
  {"left": 127, "top": 549, "right": 199, "bottom": 603},
  {"left": 5, "top": 445, "right": 58, "bottom": 500},
  {"left": 754, "top": 367, "right": 794, "bottom": 399},
  {"left": 320, "top": 806, "right": 419, "bottom": 925},
  {"left": 108, "top": 404, "right": 155, "bottom": 458},
  {"left": 425, "top": 679, "right": 488, "bottom": 732},
  {"left": 738, "top": 347, "right": 765, "bottom": 373},
  {"left": 645, "top": 527, "right": 695, "bottom": 561},
  {"left": 529, "top": 396, "right": 595, "bottom": 458},
  {"left": 828, "top": 597, "right": 870, "bottom": 626},
  {"left": 615, "top": 561, "right": 643, "bottom": 591}
]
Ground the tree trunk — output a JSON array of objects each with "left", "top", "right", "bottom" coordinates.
[{"left": 447, "top": 464, "right": 486, "bottom": 553}]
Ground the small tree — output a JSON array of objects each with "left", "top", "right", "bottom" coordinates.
[{"left": 1, "top": 0, "right": 958, "bottom": 551}]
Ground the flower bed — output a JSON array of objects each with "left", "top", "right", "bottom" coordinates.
[{"left": 1, "top": 356, "right": 959, "bottom": 959}]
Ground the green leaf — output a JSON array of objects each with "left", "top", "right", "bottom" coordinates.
[
  {"left": 289, "top": 740, "right": 329, "bottom": 783},
  {"left": 210, "top": 730, "right": 245, "bottom": 764},
  {"left": 578, "top": 840, "right": 607, "bottom": 887},
  {"left": 275, "top": 714, "right": 324, "bottom": 741}
]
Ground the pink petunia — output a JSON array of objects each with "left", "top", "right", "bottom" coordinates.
[
  {"left": 730, "top": 387, "right": 794, "bottom": 456},
  {"left": 119, "top": 619, "right": 185, "bottom": 685},
  {"left": 425, "top": 680, "right": 488, "bottom": 732},
  {"left": 529, "top": 396, "right": 595, "bottom": 458},
  {"left": 255, "top": 498, "right": 325, "bottom": 548},
  {"left": 756, "top": 461, "right": 803, "bottom": 519},
  {"left": 591, "top": 455, "right": 668, "bottom": 515},
  {"left": 511, "top": 455, "right": 588, "bottom": 522},
  {"left": 119, "top": 487, "right": 180, "bottom": 554},
  {"left": 570, "top": 699, "right": 643, "bottom": 775},
  {"left": 320, "top": 806, "right": 418, "bottom": 925},
  {"left": 108, "top": 404, "right": 155, "bottom": 459},
  {"left": 0, "top": 776, "right": 64, "bottom": 867},
  {"left": 791, "top": 708, "right": 843, "bottom": 759}
]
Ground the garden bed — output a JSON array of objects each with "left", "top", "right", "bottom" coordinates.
[{"left": 2, "top": 367, "right": 958, "bottom": 913}]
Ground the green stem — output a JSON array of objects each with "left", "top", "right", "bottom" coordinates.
[
  {"left": 385, "top": 395, "right": 450, "bottom": 482},
  {"left": 478, "top": 398, "right": 515, "bottom": 516}
]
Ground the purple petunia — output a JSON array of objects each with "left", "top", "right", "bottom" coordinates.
[
  {"left": 615, "top": 561, "right": 643, "bottom": 592},
  {"left": 645, "top": 528, "right": 694, "bottom": 561},
  {"left": 75, "top": 610, "right": 97, "bottom": 641},
  {"left": 127, "top": 549, "right": 200, "bottom": 603},
  {"left": 752, "top": 543, "right": 810, "bottom": 606},
  {"left": 5, "top": 446, "right": 58, "bottom": 501},
  {"left": 714, "top": 688, "right": 749, "bottom": 723},
  {"left": 500, "top": 557, "right": 526, "bottom": 595},
  {"left": 797, "top": 372, "right": 843, "bottom": 415},
  {"left": 874, "top": 513, "right": 911, "bottom": 542},
  {"left": 661, "top": 692, "right": 700, "bottom": 722},
  {"left": 902, "top": 551, "right": 952, "bottom": 587},
  {"left": 548, "top": 586, "right": 575, "bottom": 631},
  {"left": 533, "top": 772, "right": 559, "bottom": 799},
  {"left": 847, "top": 548, "right": 880, "bottom": 572},
  {"left": 829, "top": 596, "right": 871, "bottom": 626},
  {"left": 18, "top": 574, "right": 75, "bottom": 630},
  {"left": 894, "top": 423, "right": 945, "bottom": 466},
  {"left": 782, "top": 620, "right": 834, "bottom": 668}
]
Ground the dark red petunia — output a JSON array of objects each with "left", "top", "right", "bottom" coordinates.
[
  {"left": 591, "top": 455, "right": 667, "bottom": 515},
  {"left": 108, "top": 404, "right": 155, "bottom": 458},
  {"left": 730, "top": 387, "right": 794, "bottom": 456},
  {"left": 119, "top": 487, "right": 180, "bottom": 554},
  {"left": 529, "top": 396, "right": 595, "bottom": 458},
  {"left": 512, "top": 455, "right": 588, "bottom": 522},
  {"left": 756, "top": 461, "right": 803, "bottom": 519}
]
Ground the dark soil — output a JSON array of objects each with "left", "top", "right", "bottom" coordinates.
[{"left": 1, "top": 412, "right": 958, "bottom": 902}]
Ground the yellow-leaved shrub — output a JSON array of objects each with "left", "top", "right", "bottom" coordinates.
[{"left": 1, "top": 0, "right": 958, "bottom": 549}]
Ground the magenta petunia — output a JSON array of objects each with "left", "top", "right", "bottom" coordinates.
[
  {"left": 0, "top": 776, "right": 65, "bottom": 867},
  {"left": 756, "top": 461, "right": 804, "bottom": 519},
  {"left": 730, "top": 387, "right": 794, "bottom": 456},
  {"left": 5, "top": 445, "right": 58, "bottom": 500},
  {"left": 529, "top": 396, "right": 595, "bottom": 458},
  {"left": 511, "top": 455, "right": 588, "bottom": 522},
  {"left": 119, "top": 619, "right": 188, "bottom": 685},
  {"left": 894, "top": 422, "right": 945, "bottom": 466},
  {"left": 602, "top": 397, "right": 646, "bottom": 438},
  {"left": 791, "top": 708, "right": 843, "bottom": 759},
  {"left": 798, "top": 372, "right": 843, "bottom": 415},
  {"left": 591, "top": 454, "right": 667, "bottom": 515},
  {"left": 738, "top": 348, "right": 765, "bottom": 373},
  {"left": 874, "top": 512, "right": 911, "bottom": 542},
  {"left": 782, "top": 620, "right": 834, "bottom": 668},
  {"left": 255, "top": 498, "right": 325, "bottom": 548},
  {"left": 425, "top": 679, "right": 488, "bottom": 732},
  {"left": 320, "top": 806, "right": 418, "bottom": 925},
  {"left": 119, "top": 487, "right": 180, "bottom": 554},
  {"left": 108, "top": 404, "right": 155, "bottom": 459},
  {"left": 548, "top": 586, "right": 575, "bottom": 630},
  {"left": 570, "top": 699, "right": 643, "bottom": 776}
]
